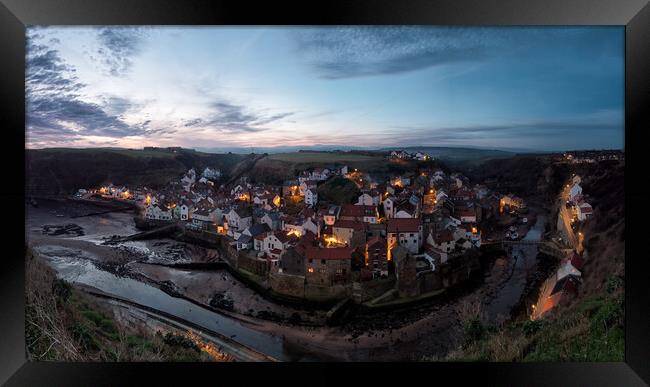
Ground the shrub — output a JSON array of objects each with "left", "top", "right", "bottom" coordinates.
[
  {"left": 51, "top": 279, "right": 72, "bottom": 302},
  {"left": 522, "top": 320, "right": 543, "bottom": 337},
  {"left": 606, "top": 276, "right": 623, "bottom": 294},
  {"left": 464, "top": 318, "right": 485, "bottom": 344}
]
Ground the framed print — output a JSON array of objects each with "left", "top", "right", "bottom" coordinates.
[{"left": 1, "top": 0, "right": 649, "bottom": 385}]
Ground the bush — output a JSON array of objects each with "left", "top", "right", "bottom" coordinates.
[
  {"left": 52, "top": 279, "right": 72, "bottom": 302},
  {"left": 464, "top": 318, "right": 485, "bottom": 344},
  {"left": 163, "top": 333, "right": 199, "bottom": 352},
  {"left": 606, "top": 276, "right": 623, "bottom": 294},
  {"left": 522, "top": 320, "right": 543, "bottom": 337},
  {"left": 72, "top": 323, "right": 98, "bottom": 351}
]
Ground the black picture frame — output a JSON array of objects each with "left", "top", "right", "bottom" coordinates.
[{"left": 1, "top": 0, "right": 648, "bottom": 385}]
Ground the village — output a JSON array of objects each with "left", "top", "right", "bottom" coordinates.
[
  {"left": 71, "top": 149, "right": 558, "bottom": 308},
  {"left": 530, "top": 173, "right": 595, "bottom": 320}
]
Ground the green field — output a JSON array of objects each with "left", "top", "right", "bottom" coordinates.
[{"left": 267, "top": 151, "right": 383, "bottom": 163}]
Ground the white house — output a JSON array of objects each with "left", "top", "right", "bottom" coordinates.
[
  {"left": 175, "top": 203, "right": 191, "bottom": 221},
  {"left": 557, "top": 259, "right": 582, "bottom": 281},
  {"left": 414, "top": 152, "right": 429, "bottom": 161},
  {"left": 181, "top": 169, "right": 196, "bottom": 191},
  {"left": 387, "top": 218, "right": 423, "bottom": 254},
  {"left": 145, "top": 204, "right": 172, "bottom": 221},
  {"left": 357, "top": 191, "right": 380, "bottom": 206},
  {"left": 299, "top": 180, "right": 318, "bottom": 196},
  {"left": 305, "top": 188, "right": 318, "bottom": 207},
  {"left": 577, "top": 202, "right": 593, "bottom": 221},
  {"left": 202, "top": 167, "right": 221, "bottom": 180},
  {"left": 302, "top": 217, "right": 320, "bottom": 236},
  {"left": 394, "top": 200, "right": 418, "bottom": 219},
  {"left": 261, "top": 211, "right": 282, "bottom": 231},
  {"left": 225, "top": 207, "right": 253, "bottom": 233},
  {"left": 428, "top": 229, "right": 456, "bottom": 253},
  {"left": 256, "top": 232, "right": 292, "bottom": 258},
  {"left": 569, "top": 183, "right": 583, "bottom": 203},
  {"left": 383, "top": 196, "right": 396, "bottom": 219},
  {"left": 191, "top": 208, "right": 220, "bottom": 230}
]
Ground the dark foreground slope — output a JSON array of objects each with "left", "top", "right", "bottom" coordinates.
[
  {"left": 435, "top": 159, "right": 624, "bottom": 361},
  {"left": 26, "top": 148, "right": 249, "bottom": 196},
  {"left": 25, "top": 249, "right": 221, "bottom": 361}
]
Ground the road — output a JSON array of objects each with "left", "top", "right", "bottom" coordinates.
[{"left": 559, "top": 185, "right": 578, "bottom": 248}]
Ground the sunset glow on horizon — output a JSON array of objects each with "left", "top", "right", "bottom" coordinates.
[{"left": 27, "top": 26, "right": 624, "bottom": 152}]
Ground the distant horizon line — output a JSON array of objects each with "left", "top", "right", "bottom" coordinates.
[{"left": 26, "top": 144, "right": 625, "bottom": 154}]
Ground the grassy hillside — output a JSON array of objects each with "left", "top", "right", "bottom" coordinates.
[
  {"left": 26, "top": 148, "right": 249, "bottom": 196},
  {"left": 429, "top": 159, "right": 625, "bottom": 362},
  {"left": 433, "top": 289, "right": 623, "bottom": 362},
  {"left": 25, "top": 249, "right": 221, "bottom": 361},
  {"left": 399, "top": 147, "right": 515, "bottom": 163},
  {"left": 317, "top": 176, "right": 361, "bottom": 205},
  {"left": 267, "top": 151, "right": 383, "bottom": 163},
  {"left": 250, "top": 151, "right": 446, "bottom": 185},
  {"left": 458, "top": 155, "right": 570, "bottom": 204}
]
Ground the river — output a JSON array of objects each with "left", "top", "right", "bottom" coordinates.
[
  {"left": 27, "top": 199, "right": 548, "bottom": 361},
  {"left": 484, "top": 214, "right": 546, "bottom": 322}
]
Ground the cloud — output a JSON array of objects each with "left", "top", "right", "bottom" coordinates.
[
  {"left": 28, "top": 95, "right": 149, "bottom": 138},
  {"left": 95, "top": 27, "right": 148, "bottom": 76},
  {"left": 388, "top": 117, "right": 622, "bottom": 146},
  {"left": 26, "top": 41, "right": 84, "bottom": 95},
  {"left": 291, "top": 27, "right": 617, "bottom": 79},
  {"left": 26, "top": 33, "right": 150, "bottom": 143},
  {"left": 184, "top": 101, "right": 294, "bottom": 133}
]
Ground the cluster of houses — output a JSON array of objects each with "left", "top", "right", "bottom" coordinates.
[
  {"left": 562, "top": 150, "right": 624, "bottom": 164},
  {"left": 567, "top": 175, "right": 594, "bottom": 222},
  {"left": 388, "top": 149, "right": 432, "bottom": 161},
  {"left": 533, "top": 249, "right": 585, "bottom": 320},
  {"left": 83, "top": 160, "right": 529, "bottom": 302}
]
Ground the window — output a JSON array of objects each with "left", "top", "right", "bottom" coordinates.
[
  {"left": 410, "top": 233, "right": 414, "bottom": 237},
  {"left": 308, "top": 267, "right": 314, "bottom": 273},
  {"left": 321, "top": 259, "right": 326, "bottom": 265},
  {"left": 309, "top": 259, "right": 313, "bottom": 263}
]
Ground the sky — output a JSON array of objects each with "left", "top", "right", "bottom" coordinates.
[{"left": 26, "top": 26, "right": 624, "bottom": 152}]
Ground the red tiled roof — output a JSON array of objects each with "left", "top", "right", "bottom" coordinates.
[
  {"left": 366, "top": 235, "right": 387, "bottom": 249},
  {"left": 340, "top": 204, "right": 376, "bottom": 218},
  {"left": 455, "top": 208, "right": 476, "bottom": 217},
  {"left": 304, "top": 246, "right": 353, "bottom": 260},
  {"left": 387, "top": 218, "right": 421, "bottom": 233},
  {"left": 333, "top": 220, "right": 367, "bottom": 231},
  {"left": 265, "top": 231, "right": 290, "bottom": 243},
  {"left": 570, "top": 252, "right": 585, "bottom": 270},
  {"left": 433, "top": 229, "right": 454, "bottom": 244}
]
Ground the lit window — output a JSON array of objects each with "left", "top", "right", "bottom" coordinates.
[{"left": 308, "top": 267, "right": 314, "bottom": 273}]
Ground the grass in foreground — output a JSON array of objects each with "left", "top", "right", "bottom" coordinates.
[
  {"left": 25, "top": 249, "right": 227, "bottom": 361},
  {"left": 425, "top": 279, "right": 624, "bottom": 362}
]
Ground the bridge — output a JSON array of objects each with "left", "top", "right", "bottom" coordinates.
[
  {"left": 483, "top": 239, "right": 567, "bottom": 259},
  {"left": 501, "top": 239, "right": 542, "bottom": 246},
  {"left": 483, "top": 239, "right": 542, "bottom": 247}
]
